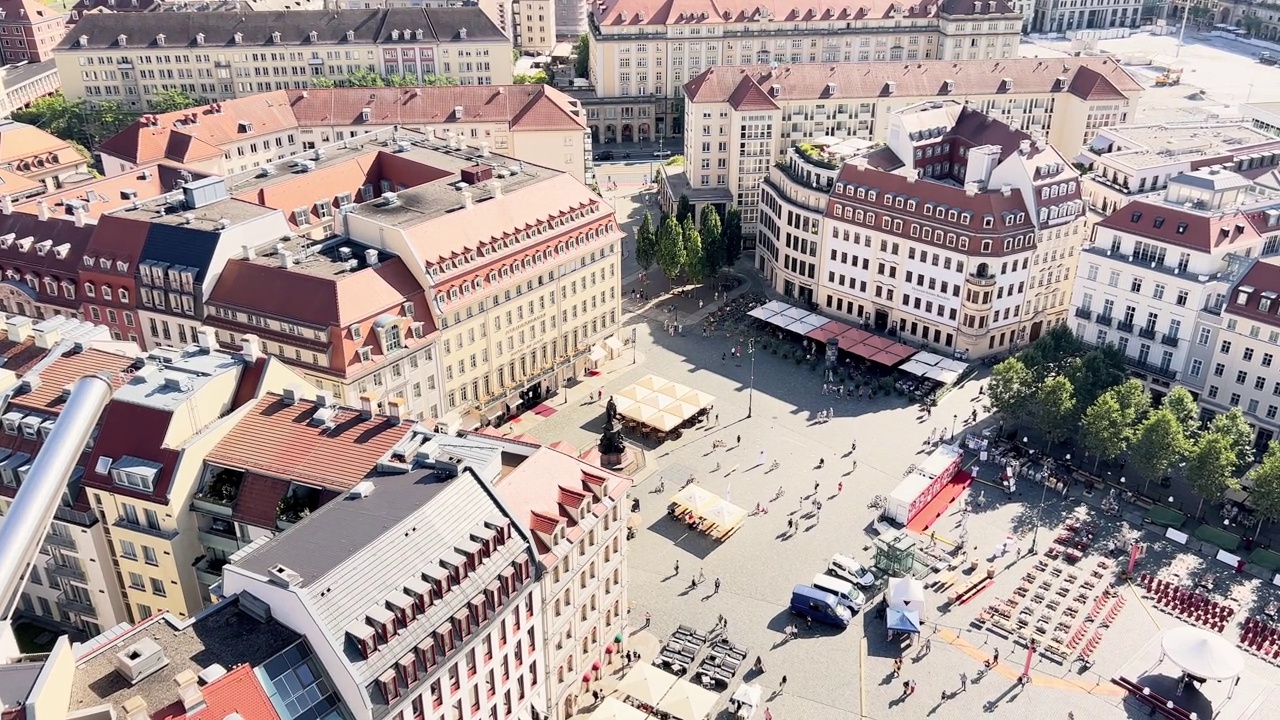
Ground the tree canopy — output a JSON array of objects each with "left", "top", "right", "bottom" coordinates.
[
  {"left": 1080, "top": 392, "right": 1129, "bottom": 471},
  {"left": 699, "top": 206, "right": 725, "bottom": 280},
  {"left": 655, "top": 214, "right": 686, "bottom": 282},
  {"left": 1162, "top": 386, "right": 1201, "bottom": 440},
  {"left": 1128, "top": 407, "right": 1190, "bottom": 487},
  {"left": 682, "top": 216, "right": 704, "bottom": 284},
  {"left": 724, "top": 207, "right": 743, "bottom": 267},
  {"left": 149, "top": 88, "right": 205, "bottom": 113},
  {"left": 635, "top": 212, "right": 657, "bottom": 274},
  {"left": 988, "top": 357, "right": 1035, "bottom": 425},
  {"left": 12, "top": 94, "right": 131, "bottom": 150},
  {"left": 1247, "top": 442, "right": 1280, "bottom": 528},
  {"left": 514, "top": 71, "right": 551, "bottom": 85},
  {"left": 1209, "top": 407, "right": 1256, "bottom": 471},
  {"left": 1034, "top": 375, "right": 1076, "bottom": 448},
  {"left": 676, "top": 195, "right": 693, "bottom": 224},
  {"left": 1187, "top": 430, "right": 1241, "bottom": 516},
  {"left": 574, "top": 34, "right": 590, "bottom": 79}
]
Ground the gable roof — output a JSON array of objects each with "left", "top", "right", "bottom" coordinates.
[
  {"left": 284, "top": 85, "right": 584, "bottom": 131},
  {"left": 151, "top": 664, "right": 281, "bottom": 720},
  {"left": 98, "top": 92, "right": 298, "bottom": 165},
  {"left": 1095, "top": 200, "right": 1264, "bottom": 253},
  {"left": 683, "top": 57, "right": 1143, "bottom": 106},
  {"left": 20, "top": 164, "right": 215, "bottom": 223},
  {"left": 205, "top": 393, "right": 412, "bottom": 491}
]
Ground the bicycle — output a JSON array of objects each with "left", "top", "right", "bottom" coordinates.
[{"left": 868, "top": 495, "right": 886, "bottom": 510}]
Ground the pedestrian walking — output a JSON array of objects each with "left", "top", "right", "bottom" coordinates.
[
  {"left": 909, "top": 680, "right": 916, "bottom": 695},
  {"left": 643, "top": 612, "right": 652, "bottom": 629},
  {"left": 992, "top": 648, "right": 1000, "bottom": 665},
  {"left": 837, "top": 481, "right": 844, "bottom": 494},
  {"left": 722, "top": 352, "right": 726, "bottom": 364},
  {"left": 736, "top": 434, "right": 741, "bottom": 446},
  {"left": 787, "top": 517, "right": 795, "bottom": 533},
  {"left": 764, "top": 709, "right": 772, "bottom": 720},
  {"left": 813, "top": 480, "right": 820, "bottom": 495},
  {"left": 779, "top": 675, "right": 788, "bottom": 692},
  {"left": 698, "top": 568, "right": 706, "bottom": 584},
  {"left": 893, "top": 658, "right": 902, "bottom": 677},
  {"left": 673, "top": 560, "right": 680, "bottom": 576},
  {"left": 714, "top": 578, "right": 722, "bottom": 593},
  {"left": 960, "top": 672, "right": 968, "bottom": 691},
  {"left": 714, "top": 413, "right": 719, "bottom": 425},
  {"left": 901, "top": 680, "right": 910, "bottom": 697},
  {"left": 924, "top": 637, "right": 932, "bottom": 654}
]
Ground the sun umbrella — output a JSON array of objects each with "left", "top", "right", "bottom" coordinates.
[
  {"left": 640, "top": 393, "right": 677, "bottom": 411},
  {"left": 656, "top": 679, "right": 720, "bottom": 720},
  {"left": 670, "top": 484, "right": 718, "bottom": 514},
  {"left": 887, "top": 608, "right": 921, "bottom": 634},
  {"left": 611, "top": 395, "right": 637, "bottom": 413},
  {"left": 665, "top": 400, "right": 700, "bottom": 422},
  {"left": 587, "top": 697, "right": 648, "bottom": 720},
  {"left": 647, "top": 411, "right": 683, "bottom": 432},
  {"left": 617, "top": 385, "right": 652, "bottom": 402},
  {"left": 700, "top": 499, "right": 747, "bottom": 529},
  {"left": 620, "top": 404, "right": 661, "bottom": 423},
  {"left": 678, "top": 389, "right": 716, "bottom": 409},
  {"left": 661, "top": 381, "right": 694, "bottom": 400},
  {"left": 615, "top": 662, "right": 677, "bottom": 706},
  {"left": 634, "top": 375, "right": 668, "bottom": 392}
]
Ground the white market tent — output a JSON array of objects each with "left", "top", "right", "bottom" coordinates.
[
  {"left": 587, "top": 697, "right": 649, "bottom": 720},
  {"left": 615, "top": 662, "right": 678, "bottom": 706},
  {"left": 656, "top": 679, "right": 720, "bottom": 720},
  {"left": 615, "top": 375, "right": 715, "bottom": 433},
  {"left": 670, "top": 484, "right": 719, "bottom": 514},
  {"left": 1160, "top": 627, "right": 1244, "bottom": 680},
  {"left": 886, "top": 577, "right": 928, "bottom": 618}
]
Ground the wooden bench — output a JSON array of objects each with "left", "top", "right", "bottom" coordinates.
[{"left": 1133, "top": 496, "right": 1155, "bottom": 510}]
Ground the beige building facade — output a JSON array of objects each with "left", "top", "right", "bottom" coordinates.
[
  {"left": 583, "top": 0, "right": 1023, "bottom": 143},
  {"left": 54, "top": 8, "right": 513, "bottom": 109},
  {"left": 673, "top": 57, "right": 1143, "bottom": 235}
]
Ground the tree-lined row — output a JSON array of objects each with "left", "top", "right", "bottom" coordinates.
[{"left": 634, "top": 197, "right": 743, "bottom": 284}]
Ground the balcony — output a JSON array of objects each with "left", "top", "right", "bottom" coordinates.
[
  {"left": 1127, "top": 357, "right": 1178, "bottom": 381},
  {"left": 56, "top": 592, "right": 96, "bottom": 618},
  {"left": 47, "top": 563, "right": 87, "bottom": 584},
  {"left": 199, "top": 524, "right": 242, "bottom": 555},
  {"left": 113, "top": 516, "right": 179, "bottom": 541},
  {"left": 44, "top": 532, "right": 76, "bottom": 551},
  {"left": 1116, "top": 320, "right": 1135, "bottom": 334},
  {"left": 1161, "top": 334, "right": 1181, "bottom": 348},
  {"left": 966, "top": 273, "right": 997, "bottom": 288},
  {"left": 1096, "top": 315, "right": 1113, "bottom": 327},
  {"left": 1138, "top": 326, "right": 1158, "bottom": 341},
  {"left": 1074, "top": 307, "right": 1093, "bottom": 320},
  {"left": 194, "top": 555, "right": 227, "bottom": 587}
]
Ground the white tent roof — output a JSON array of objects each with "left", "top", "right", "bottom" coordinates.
[
  {"left": 587, "top": 697, "right": 649, "bottom": 720},
  {"left": 912, "top": 351, "right": 947, "bottom": 366},
  {"left": 656, "top": 679, "right": 720, "bottom": 720},
  {"left": 747, "top": 305, "right": 779, "bottom": 320},
  {"left": 670, "top": 484, "right": 719, "bottom": 514},
  {"left": 615, "top": 662, "right": 678, "bottom": 706},
  {"left": 899, "top": 359, "right": 934, "bottom": 378},
  {"left": 730, "top": 683, "right": 763, "bottom": 708},
  {"left": 886, "top": 577, "right": 927, "bottom": 615},
  {"left": 1161, "top": 627, "right": 1244, "bottom": 680}
]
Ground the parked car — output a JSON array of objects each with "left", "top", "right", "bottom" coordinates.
[
  {"left": 812, "top": 573, "right": 866, "bottom": 613},
  {"left": 828, "top": 554, "right": 877, "bottom": 588},
  {"left": 653, "top": 150, "right": 672, "bottom": 158},
  {"left": 789, "top": 584, "right": 852, "bottom": 628},
  {"left": 594, "top": 150, "right": 615, "bottom": 161}
]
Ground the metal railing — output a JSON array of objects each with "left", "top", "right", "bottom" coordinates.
[
  {"left": 1096, "top": 315, "right": 1113, "bottom": 327},
  {"left": 1116, "top": 320, "right": 1135, "bottom": 333},
  {"left": 1138, "top": 326, "right": 1158, "bottom": 340},
  {"left": 47, "top": 563, "right": 87, "bottom": 584},
  {"left": 44, "top": 532, "right": 76, "bottom": 551},
  {"left": 1074, "top": 307, "right": 1093, "bottom": 320},
  {"left": 113, "top": 516, "right": 179, "bottom": 541},
  {"left": 1160, "top": 334, "right": 1181, "bottom": 348},
  {"left": 56, "top": 592, "right": 96, "bottom": 618}
]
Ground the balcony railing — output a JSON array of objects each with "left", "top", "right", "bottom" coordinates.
[
  {"left": 967, "top": 273, "right": 997, "bottom": 287},
  {"left": 1116, "top": 320, "right": 1135, "bottom": 333},
  {"left": 47, "top": 563, "right": 87, "bottom": 584},
  {"left": 114, "top": 517, "right": 179, "bottom": 541},
  {"left": 1074, "top": 307, "right": 1093, "bottom": 320},
  {"left": 1161, "top": 334, "right": 1181, "bottom": 348},
  {"left": 1096, "top": 315, "right": 1113, "bottom": 327},
  {"left": 44, "top": 532, "right": 76, "bottom": 551},
  {"left": 1128, "top": 357, "right": 1178, "bottom": 381},
  {"left": 1138, "top": 326, "right": 1158, "bottom": 341},
  {"left": 56, "top": 592, "right": 96, "bottom": 618}
]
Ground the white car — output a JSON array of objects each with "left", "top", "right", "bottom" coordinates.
[{"left": 828, "top": 554, "right": 876, "bottom": 588}]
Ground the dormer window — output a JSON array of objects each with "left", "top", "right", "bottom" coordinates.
[
  {"left": 233, "top": 32, "right": 243, "bottom": 44},
  {"left": 309, "top": 31, "right": 318, "bottom": 42},
  {"left": 84, "top": 282, "right": 95, "bottom": 297},
  {"left": 346, "top": 30, "right": 355, "bottom": 41},
  {"left": 117, "top": 34, "right": 127, "bottom": 47},
  {"left": 83, "top": 256, "right": 94, "bottom": 267},
  {"left": 156, "top": 34, "right": 165, "bottom": 46},
  {"left": 195, "top": 32, "right": 205, "bottom": 46},
  {"left": 271, "top": 31, "right": 282, "bottom": 43}
]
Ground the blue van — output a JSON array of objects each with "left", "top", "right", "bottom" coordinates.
[{"left": 790, "top": 584, "right": 853, "bottom": 628}]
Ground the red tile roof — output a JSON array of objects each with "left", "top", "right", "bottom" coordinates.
[
  {"left": 0, "top": 121, "right": 80, "bottom": 178},
  {"left": 1226, "top": 258, "right": 1280, "bottom": 330},
  {"left": 82, "top": 401, "right": 181, "bottom": 504},
  {"left": 487, "top": 442, "right": 632, "bottom": 566},
  {"left": 726, "top": 74, "right": 779, "bottom": 112},
  {"left": 284, "top": 85, "right": 585, "bottom": 132},
  {"left": 151, "top": 664, "right": 280, "bottom": 720},
  {"left": 1094, "top": 200, "right": 1263, "bottom": 254},
  {"left": 98, "top": 92, "right": 299, "bottom": 166},
  {"left": 0, "top": 211, "right": 95, "bottom": 309},
  {"left": 683, "top": 58, "right": 1143, "bottom": 107},
  {"left": 205, "top": 393, "right": 413, "bottom": 491},
  {"left": 8, "top": 348, "right": 136, "bottom": 414},
  {"left": 231, "top": 472, "right": 291, "bottom": 530}
]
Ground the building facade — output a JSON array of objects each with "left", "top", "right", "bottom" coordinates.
[
  {"left": 583, "top": 0, "right": 1023, "bottom": 143},
  {"left": 53, "top": 8, "right": 513, "bottom": 109},
  {"left": 674, "top": 57, "right": 1143, "bottom": 234},
  {"left": 0, "top": 0, "right": 69, "bottom": 65},
  {"left": 1077, "top": 120, "right": 1280, "bottom": 216},
  {"left": 1029, "top": 0, "right": 1142, "bottom": 33},
  {"left": 1070, "top": 166, "right": 1280, "bottom": 395},
  {"left": 784, "top": 102, "right": 1086, "bottom": 359}
]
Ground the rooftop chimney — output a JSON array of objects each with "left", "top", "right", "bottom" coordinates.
[
  {"left": 280, "top": 251, "right": 295, "bottom": 269},
  {"left": 359, "top": 392, "right": 376, "bottom": 419},
  {"left": 243, "top": 245, "right": 256, "bottom": 261},
  {"left": 965, "top": 144, "right": 1002, "bottom": 188},
  {"left": 1019, "top": 139, "right": 1031, "bottom": 155},
  {"left": 462, "top": 191, "right": 473, "bottom": 209},
  {"left": 965, "top": 182, "right": 979, "bottom": 197},
  {"left": 174, "top": 670, "right": 205, "bottom": 714},
  {"left": 73, "top": 204, "right": 87, "bottom": 227},
  {"left": 1001, "top": 183, "right": 1012, "bottom": 197},
  {"left": 491, "top": 181, "right": 503, "bottom": 198},
  {"left": 36, "top": 200, "right": 49, "bottom": 222},
  {"left": 196, "top": 327, "right": 215, "bottom": 351},
  {"left": 364, "top": 248, "right": 380, "bottom": 267},
  {"left": 121, "top": 697, "right": 149, "bottom": 720},
  {"left": 6, "top": 316, "right": 32, "bottom": 342},
  {"left": 387, "top": 397, "right": 406, "bottom": 425},
  {"left": 1, "top": 195, "right": 11, "bottom": 215},
  {"left": 239, "top": 334, "right": 261, "bottom": 363}
]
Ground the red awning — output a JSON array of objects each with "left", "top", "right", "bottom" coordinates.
[
  {"left": 860, "top": 335, "right": 894, "bottom": 351},
  {"left": 805, "top": 319, "right": 851, "bottom": 343}
]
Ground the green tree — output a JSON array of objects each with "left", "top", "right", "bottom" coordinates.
[
  {"left": 1247, "top": 442, "right": 1280, "bottom": 532},
  {"left": 1209, "top": 407, "right": 1256, "bottom": 471},
  {"left": 344, "top": 68, "right": 386, "bottom": 87},
  {"left": 12, "top": 93, "right": 86, "bottom": 144},
  {"left": 988, "top": 357, "right": 1035, "bottom": 427},
  {"left": 1080, "top": 392, "right": 1129, "bottom": 472},
  {"left": 699, "top": 206, "right": 724, "bottom": 279},
  {"left": 724, "top": 207, "right": 743, "bottom": 267},
  {"left": 635, "top": 212, "right": 657, "bottom": 275},
  {"left": 1111, "top": 379, "right": 1152, "bottom": 435},
  {"left": 1161, "top": 386, "right": 1201, "bottom": 439},
  {"left": 676, "top": 195, "right": 693, "bottom": 224},
  {"left": 1187, "top": 430, "right": 1241, "bottom": 518},
  {"left": 420, "top": 74, "right": 459, "bottom": 87},
  {"left": 1018, "top": 324, "right": 1083, "bottom": 379},
  {"left": 574, "top": 34, "right": 590, "bottom": 79},
  {"left": 148, "top": 88, "right": 205, "bottom": 113},
  {"left": 514, "top": 71, "right": 550, "bottom": 85},
  {"left": 383, "top": 73, "right": 420, "bottom": 87},
  {"left": 682, "top": 216, "right": 704, "bottom": 284},
  {"left": 309, "top": 77, "right": 337, "bottom": 88},
  {"left": 1128, "top": 407, "right": 1190, "bottom": 492},
  {"left": 1034, "top": 375, "right": 1076, "bottom": 449},
  {"left": 656, "top": 214, "right": 686, "bottom": 283},
  {"left": 1065, "top": 345, "right": 1126, "bottom": 410}
]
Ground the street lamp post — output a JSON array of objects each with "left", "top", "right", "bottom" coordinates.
[
  {"left": 1030, "top": 465, "right": 1051, "bottom": 554},
  {"left": 951, "top": 414, "right": 958, "bottom": 442},
  {"left": 747, "top": 338, "right": 756, "bottom": 418}
]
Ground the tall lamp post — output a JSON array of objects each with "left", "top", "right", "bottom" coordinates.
[
  {"left": 747, "top": 338, "right": 756, "bottom": 418},
  {"left": 951, "top": 414, "right": 958, "bottom": 442},
  {"left": 1029, "top": 450, "right": 1060, "bottom": 554}
]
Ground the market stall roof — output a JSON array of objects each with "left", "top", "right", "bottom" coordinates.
[
  {"left": 899, "top": 359, "right": 934, "bottom": 377},
  {"left": 639, "top": 393, "right": 676, "bottom": 411},
  {"left": 620, "top": 404, "right": 661, "bottom": 423},
  {"left": 805, "top": 321, "right": 847, "bottom": 342},
  {"left": 861, "top": 335, "right": 895, "bottom": 351},
  {"left": 612, "top": 395, "right": 637, "bottom": 414},
  {"left": 616, "top": 385, "right": 653, "bottom": 403},
  {"left": 887, "top": 608, "right": 921, "bottom": 634},
  {"left": 837, "top": 330, "right": 872, "bottom": 352},
  {"left": 912, "top": 351, "right": 947, "bottom": 366},
  {"left": 587, "top": 697, "right": 649, "bottom": 720},
  {"left": 869, "top": 345, "right": 914, "bottom": 366},
  {"left": 670, "top": 484, "right": 719, "bottom": 514},
  {"left": 778, "top": 305, "right": 810, "bottom": 321},
  {"left": 699, "top": 498, "right": 748, "bottom": 530},
  {"left": 886, "top": 577, "right": 927, "bottom": 613},
  {"left": 656, "top": 679, "right": 720, "bottom": 720},
  {"left": 747, "top": 305, "right": 781, "bottom": 321},
  {"left": 730, "top": 683, "right": 763, "bottom": 709},
  {"left": 634, "top": 375, "right": 668, "bottom": 392},
  {"left": 615, "top": 662, "right": 678, "bottom": 706},
  {"left": 784, "top": 316, "right": 823, "bottom": 334},
  {"left": 678, "top": 389, "right": 716, "bottom": 409},
  {"left": 1161, "top": 627, "right": 1244, "bottom": 680},
  {"left": 648, "top": 411, "right": 684, "bottom": 432},
  {"left": 923, "top": 366, "right": 962, "bottom": 384}
]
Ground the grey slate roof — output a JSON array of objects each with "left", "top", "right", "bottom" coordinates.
[
  {"left": 1174, "top": 168, "right": 1253, "bottom": 193},
  {"left": 230, "top": 468, "right": 529, "bottom": 715},
  {"left": 59, "top": 8, "right": 505, "bottom": 50}
]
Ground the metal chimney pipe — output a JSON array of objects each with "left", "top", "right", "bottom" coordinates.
[{"left": 0, "top": 374, "right": 113, "bottom": 621}]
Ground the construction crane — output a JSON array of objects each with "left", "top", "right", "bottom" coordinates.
[{"left": 0, "top": 375, "right": 114, "bottom": 663}]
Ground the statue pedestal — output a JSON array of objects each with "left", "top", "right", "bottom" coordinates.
[{"left": 600, "top": 449, "right": 632, "bottom": 470}]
